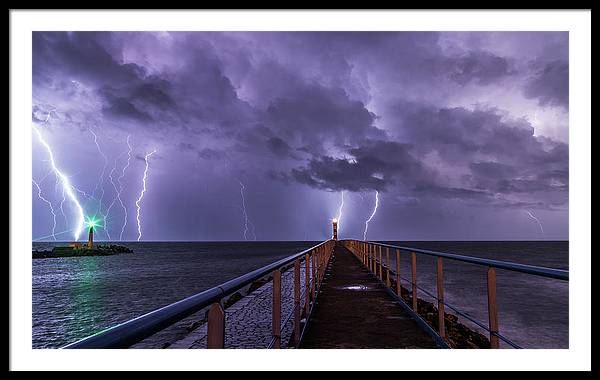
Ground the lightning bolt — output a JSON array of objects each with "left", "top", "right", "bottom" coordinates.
[
  {"left": 89, "top": 128, "right": 108, "bottom": 233},
  {"left": 32, "top": 179, "right": 57, "bottom": 241},
  {"left": 43, "top": 110, "right": 53, "bottom": 122},
  {"left": 33, "top": 228, "right": 81, "bottom": 242},
  {"left": 59, "top": 186, "right": 68, "bottom": 227},
  {"left": 237, "top": 180, "right": 256, "bottom": 241},
  {"left": 525, "top": 210, "right": 544, "bottom": 234},
  {"left": 135, "top": 149, "right": 157, "bottom": 242},
  {"left": 104, "top": 159, "right": 120, "bottom": 234},
  {"left": 335, "top": 191, "right": 345, "bottom": 234},
  {"left": 118, "top": 136, "right": 133, "bottom": 241},
  {"left": 105, "top": 135, "right": 133, "bottom": 241},
  {"left": 60, "top": 184, "right": 96, "bottom": 228},
  {"left": 248, "top": 220, "right": 257, "bottom": 241},
  {"left": 33, "top": 125, "right": 85, "bottom": 240},
  {"left": 363, "top": 191, "right": 379, "bottom": 241}
]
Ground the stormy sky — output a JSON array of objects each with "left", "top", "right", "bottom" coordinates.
[{"left": 32, "top": 32, "right": 569, "bottom": 242}]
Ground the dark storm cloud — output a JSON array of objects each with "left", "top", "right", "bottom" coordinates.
[
  {"left": 263, "top": 82, "right": 384, "bottom": 153},
  {"left": 33, "top": 32, "right": 253, "bottom": 134},
  {"left": 470, "top": 161, "right": 517, "bottom": 178},
  {"left": 178, "top": 142, "right": 227, "bottom": 160},
  {"left": 388, "top": 101, "right": 561, "bottom": 164},
  {"left": 129, "top": 80, "right": 176, "bottom": 110},
  {"left": 96, "top": 76, "right": 183, "bottom": 126},
  {"left": 444, "top": 50, "right": 513, "bottom": 85},
  {"left": 412, "top": 184, "right": 492, "bottom": 201},
  {"left": 98, "top": 86, "right": 154, "bottom": 122},
  {"left": 33, "top": 32, "right": 145, "bottom": 86},
  {"left": 197, "top": 148, "right": 227, "bottom": 160},
  {"left": 286, "top": 100, "right": 567, "bottom": 209},
  {"left": 290, "top": 140, "right": 428, "bottom": 192},
  {"left": 383, "top": 101, "right": 568, "bottom": 205},
  {"left": 266, "top": 137, "right": 294, "bottom": 158},
  {"left": 228, "top": 55, "right": 385, "bottom": 159},
  {"left": 523, "top": 60, "right": 569, "bottom": 109}
]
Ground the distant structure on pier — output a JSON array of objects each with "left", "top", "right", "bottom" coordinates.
[{"left": 332, "top": 219, "right": 338, "bottom": 240}]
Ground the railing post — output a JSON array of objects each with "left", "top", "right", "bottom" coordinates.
[
  {"left": 396, "top": 249, "right": 401, "bottom": 296},
  {"left": 386, "top": 247, "right": 391, "bottom": 288},
  {"left": 372, "top": 245, "right": 375, "bottom": 274},
  {"left": 207, "top": 302, "right": 225, "bottom": 349},
  {"left": 320, "top": 246, "right": 324, "bottom": 281},
  {"left": 373, "top": 245, "right": 376, "bottom": 275},
  {"left": 321, "top": 246, "right": 325, "bottom": 280},
  {"left": 294, "top": 259, "right": 301, "bottom": 347},
  {"left": 371, "top": 244, "right": 375, "bottom": 272},
  {"left": 371, "top": 244, "right": 375, "bottom": 273},
  {"left": 411, "top": 252, "right": 418, "bottom": 312},
  {"left": 379, "top": 246, "right": 383, "bottom": 281},
  {"left": 436, "top": 257, "right": 446, "bottom": 339},
  {"left": 317, "top": 248, "right": 321, "bottom": 283},
  {"left": 322, "top": 246, "right": 325, "bottom": 275},
  {"left": 372, "top": 244, "right": 375, "bottom": 273},
  {"left": 304, "top": 253, "right": 310, "bottom": 316},
  {"left": 360, "top": 241, "right": 363, "bottom": 263},
  {"left": 311, "top": 252, "right": 316, "bottom": 300},
  {"left": 487, "top": 267, "right": 500, "bottom": 349},
  {"left": 315, "top": 248, "right": 320, "bottom": 284},
  {"left": 272, "top": 269, "right": 281, "bottom": 349}
]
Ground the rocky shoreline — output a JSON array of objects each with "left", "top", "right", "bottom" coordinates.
[
  {"left": 388, "top": 276, "right": 490, "bottom": 348},
  {"left": 32, "top": 244, "right": 133, "bottom": 259}
]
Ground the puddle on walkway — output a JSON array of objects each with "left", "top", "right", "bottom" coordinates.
[{"left": 335, "top": 284, "right": 373, "bottom": 291}]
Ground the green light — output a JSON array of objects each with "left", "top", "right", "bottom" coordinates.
[{"left": 84, "top": 216, "right": 102, "bottom": 231}]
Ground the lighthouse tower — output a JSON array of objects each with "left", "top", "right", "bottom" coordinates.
[
  {"left": 87, "top": 225, "right": 94, "bottom": 249},
  {"left": 332, "top": 219, "right": 338, "bottom": 240}
]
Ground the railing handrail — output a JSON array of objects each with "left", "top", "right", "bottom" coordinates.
[
  {"left": 359, "top": 240, "right": 568, "bottom": 281},
  {"left": 63, "top": 239, "right": 332, "bottom": 349}
]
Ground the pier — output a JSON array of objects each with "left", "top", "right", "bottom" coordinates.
[
  {"left": 63, "top": 224, "right": 569, "bottom": 349},
  {"left": 300, "top": 243, "right": 438, "bottom": 348}
]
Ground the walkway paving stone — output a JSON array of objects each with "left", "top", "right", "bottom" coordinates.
[{"left": 170, "top": 265, "right": 309, "bottom": 349}]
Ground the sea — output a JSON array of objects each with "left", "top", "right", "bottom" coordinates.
[{"left": 31, "top": 241, "right": 568, "bottom": 349}]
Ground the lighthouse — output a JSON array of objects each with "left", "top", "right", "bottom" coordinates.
[
  {"left": 332, "top": 218, "right": 338, "bottom": 240},
  {"left": 87, "top": 225, "right": 94, "bottom": 249}
]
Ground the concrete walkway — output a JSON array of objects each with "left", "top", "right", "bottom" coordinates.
[
  {"left": 170, "top": 266, "right": 308, "bottom": 349},
  {"left": 300, "top": 244, "right": 438, "bottom": 348}
]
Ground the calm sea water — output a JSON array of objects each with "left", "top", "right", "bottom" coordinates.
[{"left": 32, "top": 241, "right": 568, "bottom": 349}]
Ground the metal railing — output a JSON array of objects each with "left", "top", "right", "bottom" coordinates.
[
  {"left": 64, "top": 240, "right": 335, "bottom": 349},
  {"left": 341, "top": 239, "right": 568, "bottom": 349}
]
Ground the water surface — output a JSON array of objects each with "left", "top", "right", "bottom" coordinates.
[{"left": 32, "top": 240, "right": 568, "bottom": 348}]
